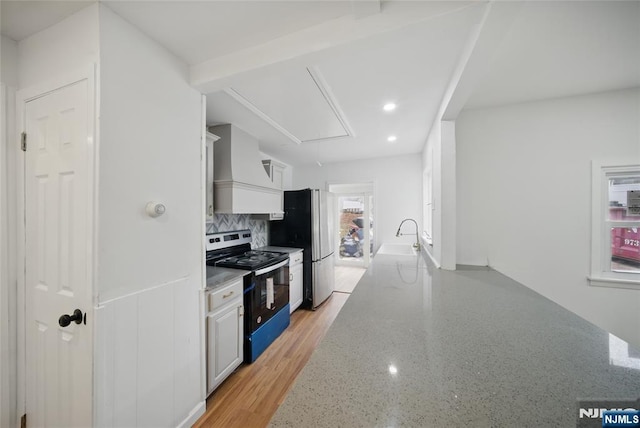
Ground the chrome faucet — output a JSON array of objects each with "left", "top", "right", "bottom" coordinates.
[{"left": 395, "top": 218, "right": 420, "bottom": 250}]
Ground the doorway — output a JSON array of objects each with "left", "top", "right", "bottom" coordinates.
[
  {"left": 329, "top": 183, "right": 374, "bottom": 268},
  {"left": 18, "top": 69, "right": 95, "bottom": 427}
]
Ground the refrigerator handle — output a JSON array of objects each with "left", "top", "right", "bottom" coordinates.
[{"left": 311, "top": 189, "right": 321, "bottom": 260}]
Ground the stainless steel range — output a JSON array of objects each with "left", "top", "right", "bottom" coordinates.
[
  {"left": 206, "top": 230, "right": 290, "bottom": 363},
  {"left": 216, "top": 250, "right": 289, "bottom": 270}
]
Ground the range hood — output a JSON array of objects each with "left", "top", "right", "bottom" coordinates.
[{"left": 209, "top": 124, "right": 282, "bottom": 214}]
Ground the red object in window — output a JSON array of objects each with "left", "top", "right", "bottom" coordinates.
[{"left": 610, "top": 207, "right": 640, "bottom": 263}]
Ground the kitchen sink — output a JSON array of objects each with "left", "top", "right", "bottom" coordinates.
[{"left": 376, "top": 243, "right": 418, "bottom": 256}]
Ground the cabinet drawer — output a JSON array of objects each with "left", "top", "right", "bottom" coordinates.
[
  {"left": 290, "top": 251, "right": 303, "bottom": 265},
  {"left": 209, "top": 280, "right": 243, "bottom": 312}
]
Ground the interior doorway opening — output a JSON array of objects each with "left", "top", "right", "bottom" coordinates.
[{"left": 328, "top": 183, "right": 374, "bottom": 268}]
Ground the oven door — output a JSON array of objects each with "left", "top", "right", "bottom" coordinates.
[{"left": 246, "top": 259, "right": 289, "bottom": 332}]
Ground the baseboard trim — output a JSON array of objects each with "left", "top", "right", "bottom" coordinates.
[
  {"left": 422, "top": 246, "right": 440, "bottom": 269},
  {"left": 176, "top": 401, "right": 206, "bottom": 428}
]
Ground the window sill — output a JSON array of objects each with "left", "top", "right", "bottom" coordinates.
[
  {"left": 421, "top": 231, "right": 433, "bottom": 247},
  {"left": 588, "top": 275, "right": 640, "bottom": 290}
]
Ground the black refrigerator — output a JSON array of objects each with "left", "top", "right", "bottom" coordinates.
[{"left": 270, "top": 189, "right": 335, "bottom": 309}]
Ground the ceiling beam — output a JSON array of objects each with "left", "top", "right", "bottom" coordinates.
[
  {"left": 190, "top": 1, "right": 477, "bottom": 94},
  {"left": 442, "top": 1, "right": 523, "bottom": 120},
  {"left": 351, "top": 0, "right": 381, "bottom": 19}
]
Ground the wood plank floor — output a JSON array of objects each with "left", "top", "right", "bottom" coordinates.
[{"left": 193, "top": 267, "right": 364, "bottom": 428}]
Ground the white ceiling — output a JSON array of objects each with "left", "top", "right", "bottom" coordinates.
[
  {"left": 464, "top": 1, "right": 640, "bottom": 109},
  {"left": 1, "top": 0, "right": 94, "bottom": 41},
  {"left": 2, "top": 1, "right": 639, "bottom": 167},
  {"left": 207, "top": 3, "right": 484, "bottom": 165},
  {"left": 104, "top": 1, "right": 354, "bottom": 65}
]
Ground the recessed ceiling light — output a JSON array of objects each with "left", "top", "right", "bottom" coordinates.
[
  {"left": 383, "top": 103, "right": 396, "bottom": 112},
  {"left": 387, "top": 135, "right": 397, "bottom": 142}
]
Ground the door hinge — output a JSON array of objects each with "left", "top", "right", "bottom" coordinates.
[
  {"left": 20, "top": 413, "right": 26, "bottom": 428},
  {"left": 21, "top": 132, "right": 27, "bottom": 152}
]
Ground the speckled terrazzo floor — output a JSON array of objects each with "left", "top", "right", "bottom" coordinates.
[{"left": 269, "top": 253, "right": 640, "bottom": 427}]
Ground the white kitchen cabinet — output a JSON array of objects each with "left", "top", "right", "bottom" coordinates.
[
  {"left": 262, "top": 159, "right": 286, "bottom": 189},
  {"left": 262, "top": 159, "right": 286, "bottom": 220},
  {"left": 205, "top": 132, "right": 220, "bottom": 221},
  {"left": 206, "top": 279, "right": 243, "bottom": 396},
  {"left": 289, "top": 250, "right": 303, "bottom": 313}
]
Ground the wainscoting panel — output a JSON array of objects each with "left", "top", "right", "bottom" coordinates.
[{"left": 94, "top": 277, "right": 204, "bottom": 427}]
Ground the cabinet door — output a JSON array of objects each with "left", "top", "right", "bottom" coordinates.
[
  {"left": 207, "top": 302, "right": 243, "bottom": 394},
  {"left": 205, "top": 132, "right": 219, "bottom": 222},
  {"left": 271, "top": 164, "right": 284, "bottom": 189},
  {"left": 290, "top": 262, "right": 303, "bottom": 313},
  {"left": 206, "top": 137, "right": 214, "bottom": 221}
]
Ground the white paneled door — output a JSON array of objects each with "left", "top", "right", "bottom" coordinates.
[{"left": 24, "top": 79, "right": 92, "bottom": 427}]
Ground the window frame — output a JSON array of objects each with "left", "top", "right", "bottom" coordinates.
[
  {"left": 589, "top": 160, "right": 640, "bottom": 290},
  {"left": 422, "top": 145, "right": 433, "bottom": 246}
]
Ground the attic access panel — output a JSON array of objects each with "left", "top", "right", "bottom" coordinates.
[{"left": 228, "top": 67, "right": 351, "bottom": 144}]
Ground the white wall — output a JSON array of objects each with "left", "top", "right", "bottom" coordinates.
[
  {"left": 2, "top": 36, "right": 19, "bottom": 87},
  {"left": 456, "top": 88, "right": 640, "bottom": 348},
  {"left": 95, "top": 4, "right": 204, "bottom": 426},
  {"left": 421, "top": 120, "right": 458, "bottom": 270},
  {"left": 17, "top": 5, "right": 99, "bottom": 89},
  {"left": 293, "top": 154, "right": 422, "bottom": 251},
  {"left": 1, "top": 35, "right": 18, "bottom": 428},
  {"left": 15, "top": 4, "right": 205, "bottom": 425},
  {"left": 422, "top": 123, "right": 442, "bottom": 265},
  {"left": 97, "top": 4, "right": 202, "bottom": 302}
]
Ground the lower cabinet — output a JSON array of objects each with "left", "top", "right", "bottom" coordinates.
[
  {"left": 206, "top": 279, "right": 244, "bottom": 396},
  {"left": 289, "top": 250, "right": 303, "bottom": 313}
]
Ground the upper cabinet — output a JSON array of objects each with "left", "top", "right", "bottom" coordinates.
[
  {"left": 262, "top": 159, "right": 285, "bottom": 190},
  {"left": 262, "top": 159, "right": 286, "bottom": 220},
  {"left": 205, "top": 132, "right": 220, "bottom": 222}
]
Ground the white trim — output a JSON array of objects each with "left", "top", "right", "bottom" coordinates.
[
  {"left": 224, "top": 67, "right": 354, "bottom": 147},
  {"left": 422, "top": 245, "right": 441, "bottom": 269},
  {"left": 421, "top": 231, "right": 433, "bottom": 247},
  {"left": 16, "top": 64, "right": 98, "bottom": 426},
  {"left": 0, "top": 83, "right": 7, "bottom": 428},
  {"left": 190, "top": 2, "right": 479, "bottom": 93},
  {"left": 588, "top": 276, "right": 640, "bottom": 291},
  {"left": 224, "top": 88, "right": 303, "bottom": 145},
  {"left": 17, "top": 66, "right": 94, "bottom": 104},
  {"left": 590, "top": 160, "right": 640, "bottom": 291},
  {"left": 176, "top": 401, "right": 206, "bottom": 428},
  {"left": 305, "top": 66, "right": 354, "bottom": 140},
  {"left": 200, "top": 94, "right": 208, "bottom": 403},
  {"left": 1, "top": 82, "right": 18, "bottom": 428},
  {"left": 97, "top": 275, "right": 191, "bottom": 307},
  {"left": 329, "top": 182, "right": 375, "bottom": 268},
  {"left": 15, "top": 78, "right": 26, "bottom": 426},
  {"left": 607, "top": 220, "right": 640, "bottom": 228}
]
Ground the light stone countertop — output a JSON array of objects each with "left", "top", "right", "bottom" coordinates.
[
  {"left": 270, "top": 252, "right": 640, "bottom": 427},
  {"left": 205, "top": 266, "right": 247, "bottom": 291},
  {"left": 257, "top": 245, "right": 304, "bottom": 255}
]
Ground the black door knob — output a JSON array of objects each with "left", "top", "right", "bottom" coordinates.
[{"left": 59, "top": 309, "right": 83, "bottom": 327}]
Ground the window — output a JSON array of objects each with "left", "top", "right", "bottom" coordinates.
[
  {"left": 589, "top": 161, "right": 640, "bottom": 289},
  {"left": 423, "top": 146, "right": 433, "bottom": 246}
]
